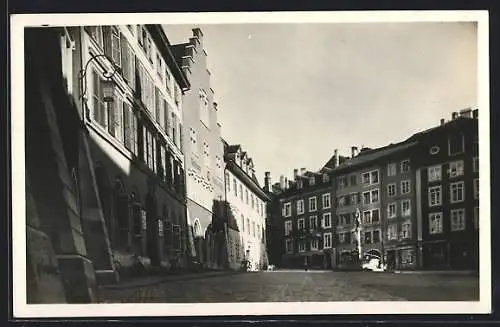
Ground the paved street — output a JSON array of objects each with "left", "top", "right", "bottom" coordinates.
[{"left": 99, "top": 270, "right": 479, "bottom": 303}]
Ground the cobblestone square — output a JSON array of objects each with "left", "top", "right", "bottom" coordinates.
[{"left": 99, "top": 270, "right": 479, "bottom": 303}]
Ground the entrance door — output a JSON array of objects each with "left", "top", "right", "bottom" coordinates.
[{"left": 387, "top": 250, "right": 396, "bottom": 271}]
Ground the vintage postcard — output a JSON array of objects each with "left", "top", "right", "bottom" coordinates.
[{"left": 10, "top": 10, "right": 490, "bottom": 317}]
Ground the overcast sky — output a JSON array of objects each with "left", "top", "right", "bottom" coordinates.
[{"left": 163, "top": 22, "right": 477, "bottom": 186}]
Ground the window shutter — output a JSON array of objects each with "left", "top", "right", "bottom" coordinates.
[
  {"left": 107, "top": 99, "right": 115, "bottom": 136},
  {"left": 129, "top": 48, "right": 136, "bottom": 91},
  {"left": 120, "top": 33, "right": 129, "bottom": 83},
  {"left": 102, "top": 26, "right": 112, "bottom": 58},
  {"left": 123, "top": 102, "right": 131, "bottom": 149},
  {"left": 114, "top": 97, "right": 122, "bottom": 142},
  {"left": 92, "top": 69, "right": 100, "bottom": 123}
]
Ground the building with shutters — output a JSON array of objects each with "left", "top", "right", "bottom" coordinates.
[
  {"left": 171, "top": 28, "right": 227, "bottom": 269},
  {"left": 222, "top": 141, "right": 271, "bottom": 271},
  {"left": 81, "top": 24, "right": 190, "bottom": 270},
  {"left": 24, "top": 24, "right": 192, "bottom": 305}
]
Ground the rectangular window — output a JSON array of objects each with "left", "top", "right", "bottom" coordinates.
[
  {"left": 451, "top": 209, "right": 466, "bottom": 231},
  {"left": 387, "top": 163, "right": 397, "bottom": 176},
  {"left": 323, "top": 233, "right": 332, "bottom": 248},
  {"left": 371, "top": 189, "right": 380, "bottom": 203},
  {"left": 401, "top": 199, "right": 411, "bottom": 217},
  {"left": 388, "top": 203, "right": 397, "bottom": 218},
  {"left": 122, "top": 102, "right": 138, "bottom": 154},
  {"left": 239, "top": 184, "right": 243, "bottom": 201},
  {"left": 387, "top": 183, "right": 396, "bottom": 197},
  {"left": 473, "top": 157, "right": 479, "bottom": 173},
  {"left": 401, "top": 222, "right": 411, "bottom": 239},
  {"left": 284, "top": 202, "right": 292, "bottom": 217},
  {"left": 322, "top": 193, "right": 331, "bottom": 209},
  {"left": 449, "top": 160, "right": 464, "bottom": 178},
  {"left": 297, "top": 218, "right": 305, "bottom": 230},
  {"left": 362, "top": 172, "right": 370, "bottom": 185},
  {"left": 297, "top": 199, "right": 305, "bottom": 214},
  {"left": 285, "top": 239, "right": 293, "bottom": 253},
  {"left": 92, "top": 69, "right": 107, "bottom": 129},
  {"left": 338, "top": 176, "right": 348, "bottom": 189},
  {"left": 350, "top": 193, "right": 359, "bottom": 205},
  {"left": 449, "top": 134, "right": 464, "bottom": 155},
  {"left": 401, "top": 249, "right": 415, "bottom": 265},
  {"left": 252, "top": 222, "right": 256, "bottom": 237},
  {"left": 363, "top": 191, "right": 371, "bottom": 205},
  {"left": 364, "top": 231, "right": 372, "bottom": 244},
  {"left": 247, "top": 218, "right": 250, "bottom": 235},
  {"left": 450, "top": 181, "right": 465, "bottom": 203},
  {"left": 111, "top": 27, "right": 121, "bottom": 68},
  {"left": 387, "top": 224, "right": 397, "bottom": 240},
  {"left": 323, "top": 174, "right": 330, "bottom": 183},
  {"left": 323, "top": 213, "right": 331, "bottom": 228},
  {"left": 428, "top": 185, "right": 442, "bottom": 207},
  {"left": 309, "top": 197, "right": 317, "bottom": 212},
  {"left": 309, "top": 215, "right": 317, "bottom": 230},
  {"left": 284, "top": 220, "right": 292, "bottom": 236},
  {"left": 86, "top": 26, "right": 103, "bottom": 47},
  {"left": 245, "top": 189, "right": 249, "bottom": 205},
  {"left": 225, "top": 172, "right": 231, "bottom": 192},
  {"left": 349, "top": 174, "right": 357, "bottom": 186},
  {"left": 400, "top": 160, "right": 410, "bottom": 173},
  {"left": 429, "top": 212, "right": 443, "bottom": 234},
  {"left": 233, "top": 179, "right": 238, "bottom": 197},
  {"left": 362, "top": 170, "right": 379, "bottom": 185},
  {"left": 373, "top": 230, "right": 381, "bottom": 243},
  {"left": 428, "top": 165, "right": 442, "bottom": 182},
  {"left": 298, "top": 241, "right": 306, "bottom": 252},
  {"left": 372, "top": 209, "right": 380, "bottom": 222},
  {"left": 310, "top": 239, "right": 318, "bottom": 250},
  {"left": 401, "top": 180, "right": 411, "bottom": 194},
  {"left": 363, "top": 210, "right": 371, "bottom": 224}
]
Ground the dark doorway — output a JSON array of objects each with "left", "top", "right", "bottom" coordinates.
[
  {"left": 387, "top": 250, "right": 396, "bottom": 271},
  {"left": 145, "top": 192, "right": 160, "bottom": 266}
]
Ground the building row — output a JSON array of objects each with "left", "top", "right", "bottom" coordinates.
[
  {"left": 24, "top": 24, "right": 269, "bottom": 304},
  {"left": 265, "top": 109, "right": 479, "bottom": 272}
]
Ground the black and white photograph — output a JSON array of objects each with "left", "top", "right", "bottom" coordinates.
[{"left": 11, "top": 11, "right": 490, "bottom": 317}]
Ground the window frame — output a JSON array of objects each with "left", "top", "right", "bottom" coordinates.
[
  {"left": 450, "top": 208, "right": 466, "bottom": 231},
  {"left": 309, "top": 196, "right": 317, "bottom": 212},
  {"left": 428, "top": 185, "right": 442, "bottom": 207},
  {"left": 450, "top": 181, "right": 465, "bottom": 204},
  {"left": 428, "top": 165, "right": 442, "bottom": 182},
  {"left": 429, "top": 212, "right": 443, "bottom": 235}
]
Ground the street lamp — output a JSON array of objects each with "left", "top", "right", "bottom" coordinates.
[{"left": 78, "top": 53, "right": 121, "bottom": 119}]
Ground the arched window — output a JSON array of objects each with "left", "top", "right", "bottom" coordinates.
[{"left": 193, "top": 218, "right": 203, "bottom": 238}]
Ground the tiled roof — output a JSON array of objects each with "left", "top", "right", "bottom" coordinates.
[{"left": 332, "top": 141, "right": 418, "bottom": 172}]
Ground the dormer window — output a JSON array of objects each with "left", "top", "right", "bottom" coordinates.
[
  {"left": 309, "top": 177, "right": 316, "bottom": 186},
  {"left": 323, "top": 174, "right": 330, "bottom": 183}
]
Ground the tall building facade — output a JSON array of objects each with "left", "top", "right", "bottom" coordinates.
[
  {"left": 412, "top": 109, "right": 479, "bottom": 270},
  {"left": 223, "top": 142, "right": 270, "bottom": 271},
  {"left": 272, "top": 168, "right": 336, "bottom": 269},
  {"left": 81, "top": 24, "right": 190, "bottom": 270},
  {"left": 172, "top": 29, "right": 226, "bottom": 269},
  {"left": 24, "top": 24, "right": 192, "bottom": 304}
]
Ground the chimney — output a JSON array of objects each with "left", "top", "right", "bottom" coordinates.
[
  {"left": 293, "top": 169, "right": 299, "bottom": 180},
  {"left": 351, "top": 146, "right": 359, "bottom": 158},
  {"left": 334, "top": 149, "right": 339, "bottom": 167},
  {"left": 440, "top": 118, "right": 445, "bottom": 126},
  {"left": 264, "top": 172, "right": 271, "bottom": 193},
  {"left": 300, "top": 168, "right": 306, "bottom": 175},
  {"left": 284, "top": 177, "right": 289, "bottom": 189},
  {"left": 192, "top": 27, "right": 204, "bottom": 41},
  {"left": 460, "top": 108, "right": 472, "bottom": 118},
  {"left": 279, "top": 175, "right": 285, "bottom": 190},
  {"left": 452, "top": 112, "right": 459, "bottom": 120},
  {"left": 473, "top": 109, "right": 479, "bottom": 119}
]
